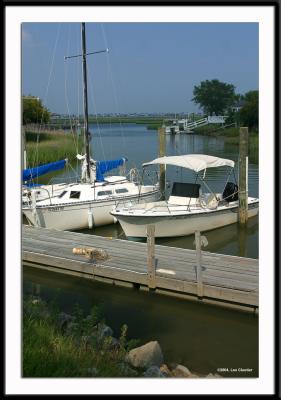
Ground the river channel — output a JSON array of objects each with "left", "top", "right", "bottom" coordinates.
[{"left": 23, "top": 123, "right": 259, "bottom": 377}]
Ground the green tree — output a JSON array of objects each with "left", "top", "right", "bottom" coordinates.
[
  {"left": 192, "top": 79, "right": 236, "bottom": 115},
  {"left": 238, "top": 90, "right": 258, "bottom": 131},
  {"left": 22, "top": 96, "right": 50, "bottom": 125}
]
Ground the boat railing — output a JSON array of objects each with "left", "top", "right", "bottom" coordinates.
[
  {"left": 25, "top": 186, "right": 54, "bottom": 207},
  {"left": 48, "top": 174, "right": 80, "bottom": 186}
]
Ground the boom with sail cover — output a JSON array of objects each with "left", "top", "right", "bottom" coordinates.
[
  {"left": 23, "top": 159, "right": 68, "bottom": 182},
  {"left": 96, "top": 158, "right": 127, "bottom": 181},
  {"left": 77, "top": 154, "right": 128, "bottom": 182}
]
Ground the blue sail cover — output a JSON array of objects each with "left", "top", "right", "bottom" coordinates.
[
  {"left": 96, "top": 157, "right": 127, "bottom": 182},
  {"left": 23, "top": 159, "right": 67, "bottom": 182}
]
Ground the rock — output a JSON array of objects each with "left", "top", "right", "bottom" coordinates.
[
  {"left": 97, "top": 323, "right": 113, "bottom": 339},
  {"left": 206, "top": 373, "right": 222, "bottom": 378},
  {"left": 106, "top": 337, "right": 120, "bottom": 350},
  {"left": 171, "top": 364, "right": 198, "bottom": 378},
  {"left": 92, "top": 323, "right": 113, "bottom": 342},
  {"left": 117, "top": 362, "right": 139, "bottom": 377},
  {"left": 160, "top": 364, "right": 172, "bottom": 377},
  {"left": 86, "top": 367, "right": 98, "bottom": 377},
  {"left": 143, "top": 366, "right": 166, "bottom": 377},
  {"left": 58, "top": 312, "right": 75, "bottom": 331},
  {"left": 80, "top": 367, "right": 98, "bottom": 377},
  {"left": 65, "top": 321, "right": 79, "bottom": 336},
  {"left": 126, "top": 341, "right": 164, "bottom": 369}
]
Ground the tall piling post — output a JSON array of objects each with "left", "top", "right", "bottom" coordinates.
[
  {"left": 238, "top": 127, "right": 249, "bottom": 224},
  {"left": 147, "top": 224, "right": 156, "bottom": 289},
  {"left": 158, "top": 127, "right": 166, "bottom": 199},
  {"left": 195, "top": 231, "right": 204, "bottom": 298}
]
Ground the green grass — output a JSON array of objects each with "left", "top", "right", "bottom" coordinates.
[
  {"left": 50, "top": 116, "right": 168, "bottom": 130},
  {"left": 193, "top": 124, "right": 259, "bottom": 163},
  {"left": 22, "top": 296, "right": 140, "bottom": 378},
  {"left": 193, "top": 124, "right": 258, "bottom": 144},
  {"left": 25, "top": 131, "right": 83, "bottom": 165}
]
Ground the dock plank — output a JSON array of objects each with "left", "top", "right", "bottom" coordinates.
[{"left": 22, "top": 226, "right": 259, "bottom": 310}]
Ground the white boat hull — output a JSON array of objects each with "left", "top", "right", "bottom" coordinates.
[
  {"left": 23, "top": 189, "right": 160, "bottom": 231},
  {"left": 112, "top": 200, "right": 259, "bottom": 238}
]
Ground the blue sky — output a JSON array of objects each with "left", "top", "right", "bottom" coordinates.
[{"left": 22, "top": 22, "right": 258, "bottom": 115}]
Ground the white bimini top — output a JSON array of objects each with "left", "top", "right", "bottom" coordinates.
[{"left": 142, "top": 154, "right": 235, "bottom": 172}]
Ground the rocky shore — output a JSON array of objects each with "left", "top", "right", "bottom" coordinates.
[
  {"left": 23, "top": 297, "right": 221, "bottom": 378},
  {"left": 56, "top": 307, "right": 221, "bottom": 378}
]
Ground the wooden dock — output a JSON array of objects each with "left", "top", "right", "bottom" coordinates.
[{"left": 22, "top": 225, "right": 258, "bottom": 313}]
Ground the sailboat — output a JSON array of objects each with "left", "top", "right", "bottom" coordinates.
[
  {"left": 111, "top": 154, "right": 259, "bottom": 239},
  {"left": 22, "top": 158, "right": 71, "bottom": 205},
  {"left": 22, "top": 23, "right": 160, "bottom": 230}
]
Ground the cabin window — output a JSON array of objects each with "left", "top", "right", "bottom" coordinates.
[
  {"left": 97, "top": 190, "right": 112, "bottom": 196},
  {"left": 70, "top": 191, "right": 81, "bottom": 199},
  {"left": 115, "top": 188, "right": 129, "bottom": 194},
  {"left": 58, "top": 190, "right": 67, "bottom": 198}
]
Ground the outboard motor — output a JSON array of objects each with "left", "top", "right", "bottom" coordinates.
[{"left": 222, "top": 182, "right": 239, "bottom": 202}]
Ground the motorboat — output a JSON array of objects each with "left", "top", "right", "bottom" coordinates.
[{"left": 110, "top": 154, "right": 259, "bottom": 239}]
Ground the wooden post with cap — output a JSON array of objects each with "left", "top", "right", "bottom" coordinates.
[
  {"left": 147, "top": 224, "right": 156, "bottom": 289},
  {"left": 158, "top": 127, "right": 166, "bottom": 199},
  {"left": 238, "top": 127, "right": 249, "bottom": 224},
  {"left": 195, "top": 230, "right": 204, "bottom": 297}
]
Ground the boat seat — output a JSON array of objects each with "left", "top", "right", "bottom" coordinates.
[
  {"left": 168, "top": 182, "right": 201, "bottom": 206},
  {"left": 168, "top": 196, "right": 200, "bottom": 206},
  {"left": 200, "top": 193, "right": 219, "bottom": 209}
]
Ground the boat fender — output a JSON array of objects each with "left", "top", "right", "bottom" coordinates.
[{"left": 88, "top": 208, "right": 93, "bottom": 229}]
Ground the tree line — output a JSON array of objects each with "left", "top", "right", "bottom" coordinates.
[
  {"left": 22, "top": 79, "right": 258, "bottom": 132},
  {"left": 192, "top": 79, "right": 258, "bottom": 131}
]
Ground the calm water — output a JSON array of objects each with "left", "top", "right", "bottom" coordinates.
[
  {"left": 23, "top": 124, "right": 259, "bottom": 377},
  {"left": 23, "top": 266, "right": 258, "bottom": 377}
]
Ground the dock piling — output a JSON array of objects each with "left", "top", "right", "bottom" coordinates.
[
  {"left": 238, "top": 127, "right": 249, "bottom": 224},
  {"left": 158, "top": 127, "right": 166, "bottom": 199},
  {"left": 195, "top": 231, "right": 204, "bottom": 298},
  {"left": 147, "top": 225, "right": 156, "bottom": 289}
]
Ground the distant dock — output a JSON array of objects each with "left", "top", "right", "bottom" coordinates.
[{"left": 22, "top": 225, "right": 258, "bottom": 313}]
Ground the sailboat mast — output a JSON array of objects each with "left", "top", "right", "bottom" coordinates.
[{"left": 81, "top": 22, "right": 91, "bottom": 182}]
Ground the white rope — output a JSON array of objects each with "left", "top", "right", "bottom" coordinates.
[
  {"left": 64, "top": 24, "right": 79, "bottom": 155},
  {"left": 28, "top": 23, "right": 61, "bottom": 181},
  {"left": 86, "top": 53, "right": 107, "bottom": 162},
  {"left": 100, "top": 24, "right": 127, "bottom": 151}
]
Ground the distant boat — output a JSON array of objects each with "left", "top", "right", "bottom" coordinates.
[
  {"left": 22, "top": 22, "right": 160, "bottom": 230},
  {"left": 111, "top": 154, "right": 259, "bottom": 239},
  {"left": 165, "top": 125, "right": 180, "bottom": 134}
]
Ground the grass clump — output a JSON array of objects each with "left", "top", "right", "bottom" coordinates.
[
  {"left": 25, "top": 131, "right": 83, "bottom": 165},
  {"left": 22, "top": 296, "right": 139, "bottom": 377}
]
